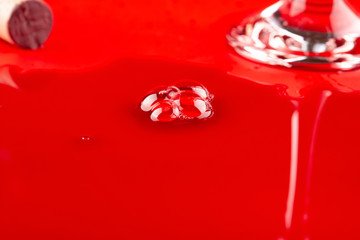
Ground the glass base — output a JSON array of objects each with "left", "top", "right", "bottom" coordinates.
[{"left": 227, "top": 2, "right": 360, "bottom": 70}]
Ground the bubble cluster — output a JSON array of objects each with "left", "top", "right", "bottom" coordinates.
[{"left": 140, "top": 81, "right": 214, "bottom": 122}]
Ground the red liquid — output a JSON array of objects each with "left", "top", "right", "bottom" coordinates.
[
  {"left": 278, "top": 0, "right": 360, "bottom": 34},
  {"left": 1, "top": 0, "right": 360, "bottom": 239}
]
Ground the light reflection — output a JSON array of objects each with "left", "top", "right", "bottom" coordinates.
[
  {"left": 0, "top": 66, "right": 18, "bottom": 89},
  {"left": 303, "top": 90, "right": 332, "bottom": 222},
  {"left": 282, "top": 90, "right": 332, "bottom": 238},
  {"left": 285, "top": 101, "right": 300, "bottom": 231}
]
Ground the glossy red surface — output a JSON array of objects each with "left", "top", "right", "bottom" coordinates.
[
  {"left": 279, "top": 0, "right": 360, "bottom": 34},
  {"left": 1, "top": 0, "right": 360, "bottom": 239}
]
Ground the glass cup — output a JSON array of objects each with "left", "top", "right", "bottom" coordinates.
[{"left": 228, "top": 0, "right": 360, "bottom": 70}]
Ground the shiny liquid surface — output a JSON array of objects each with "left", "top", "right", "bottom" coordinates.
[{"left": 1, "top": 0, "right": 360, "bottom": 239}]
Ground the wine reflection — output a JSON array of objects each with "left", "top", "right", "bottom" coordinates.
[{"left": 281, "top": 90, "right": 332, "bottom": 239}]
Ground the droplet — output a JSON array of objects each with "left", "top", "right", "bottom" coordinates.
[
  {"left": 150, "top": 101, "right": 180, "bottom": 122},
  {"left": 81, "top": 136, "right": 91, "bottom": 142},
  {"left": 176, "top": 80, "right": 213, "bottom": 101},
  {"left": 140, "top": 86, "right": 180, "bottom": 112},
  {"left": 176, "top": 90, "right": 208, "bottom": 118},
  {"left": 140, "top": 81, "right": 214, "bottom": 122}
]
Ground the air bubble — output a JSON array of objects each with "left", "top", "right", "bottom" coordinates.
[
  {"left": 150, "top": 101, "right": 180, "bottom": 122},
  {"left": 177, "top": 90, "right": 211, "bottom": 118},
  {"left": 176, "top": 80, "right": 214, "bottom": 101},
  {"left": 140, "top": 81, "right": 214, "bottom": 122},
  {"left": 81, "top": 136, "right": 91, "bottom": 142},
  {"left": 140, "top": 86, "right": 180, "bottom": 112}
]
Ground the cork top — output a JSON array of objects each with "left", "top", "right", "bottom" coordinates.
[{"left": 8, "top": 0, "right": 53, "bottom": 49}]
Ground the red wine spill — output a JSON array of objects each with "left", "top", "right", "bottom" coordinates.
[
  {"left": 280, "top": 90, "right": 332, "bottom": 240},
  {"left": 1, "top": 58, "right": 360, "bottom": 239},
  {"left": 140, "top": 80, "right": 214, "bottom": 122}
]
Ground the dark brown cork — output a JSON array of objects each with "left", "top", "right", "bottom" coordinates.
[{"left": 8, "top": 0, "right": 53, "bottom": 49}]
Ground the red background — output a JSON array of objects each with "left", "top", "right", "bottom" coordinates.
[{"left": 1, "top": 1, "right": 360, "bottom": 239}]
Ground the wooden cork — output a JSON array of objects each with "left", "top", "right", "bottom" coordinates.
[{"left": 0, "top": 0, "right": 53, "bottom": 49}]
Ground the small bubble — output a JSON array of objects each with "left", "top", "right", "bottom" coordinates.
[
  {"left": 81, "top": 136, "right": 91, "bottom": 142},
  {"left": 176, "top": 90, "right": 207, "bottom": 118},
  {"left": 150, "top": 101, "right": 180, "bottom": 122},
  {"left": 140, "top": 86, "right": 180, "bottom": 112},
  {"left": 175, "top": 79, "right": 212, "bottom": 100},
  {"left": 179, "top": 114, "right": 192, "bottom": 121}
]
